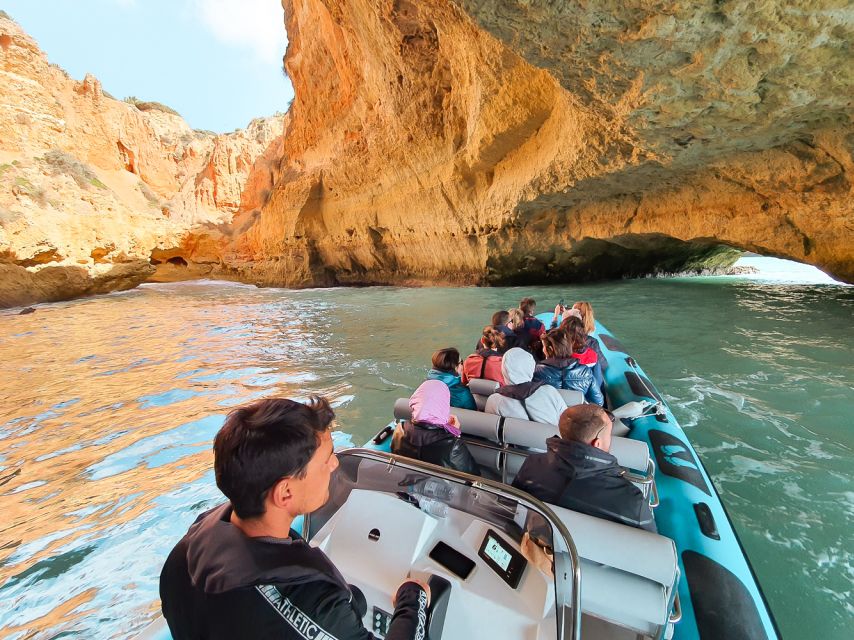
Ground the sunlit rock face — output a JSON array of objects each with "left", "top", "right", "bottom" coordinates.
[
  {"left": 0, "top": 15, "right": 286, "bottom": 307},
  {"left": 230, "top": 0, "right": 852, "bottom": 286}
]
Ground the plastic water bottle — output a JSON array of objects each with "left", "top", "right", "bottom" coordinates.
[
  {"left": 419, "top": 479, "right": 458, "bottom": 501},
  {"left": 417, "top": 496, "right": 448, "bottom": 518}
]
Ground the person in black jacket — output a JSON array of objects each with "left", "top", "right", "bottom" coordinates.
[
  {"left": 511, "top": 404, "right": 656, "bottom": 532},
  {"left": 392, "top": 379, "right": 480, "bottom": 476},
  {"left": 160, "top": 396, "right": 430, "bottom": 640}
]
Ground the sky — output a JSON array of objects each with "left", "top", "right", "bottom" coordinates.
[{"left": 1, "top": 0, "right": 294, "bottom": 132}]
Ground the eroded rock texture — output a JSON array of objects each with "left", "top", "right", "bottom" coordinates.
[
  {"left": 0, "top": 15, "right": 286, "bottom": 307},
  {"left": 228, "top": 0, "right": 852, "bottom": 286}
]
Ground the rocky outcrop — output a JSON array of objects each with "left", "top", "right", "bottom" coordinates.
[
  {"left": 0, "top": 15, "right": 286, "bottom": 307},
  {"left": 225, "top": 0, "right": 852, "bottom": 285}
]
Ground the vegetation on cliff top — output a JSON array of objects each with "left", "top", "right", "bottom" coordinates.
[{"left": 123, "top": 96, "right": 181, "bottom": 117}]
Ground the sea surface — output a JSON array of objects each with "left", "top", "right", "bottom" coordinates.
[{"left": 0, "top": 261, "right": 852, "bottom": 639}]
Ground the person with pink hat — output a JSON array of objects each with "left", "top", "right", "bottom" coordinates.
[{"left": 392, "top": 379, "right": 480, "bottom": 475}]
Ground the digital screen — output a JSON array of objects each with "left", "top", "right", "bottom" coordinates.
[{"left": 484, "top": 535, "right": 512, "bottom": 571}]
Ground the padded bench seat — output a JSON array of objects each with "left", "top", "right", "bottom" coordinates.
[
  {"left": 467, "top": 378, "right": 585, "bottom": 411},
  {"left": 393, "top": 398, "right": 650, "bottom": 473},
  {"left": 550, "top": 504, "right": 678, "bottom": 636}
]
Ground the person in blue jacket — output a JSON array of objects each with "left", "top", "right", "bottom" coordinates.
[
  {"left": 534, "top": 330, "right": 604, "bottom": 405},
  {"left": 426, "top": 348, "right": 477, "bottom": 410}
]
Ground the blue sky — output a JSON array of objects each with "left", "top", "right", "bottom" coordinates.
[{"left": 2, "top": 0, "right": 294, "bottom": 132}]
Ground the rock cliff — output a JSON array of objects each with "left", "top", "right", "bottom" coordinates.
[
  {"left": 3, "top": 2, "right": 852, "bottom": 304},
  {"left": 226, "top": 0, "right": 852, "bottom": 286},
  {"left": 0, "top": 15, "right": 286, "bottom": 307}
]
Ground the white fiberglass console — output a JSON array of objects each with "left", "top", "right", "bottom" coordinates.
[{"left": 312, "top": 489, "right": 556, "bottom": 639}]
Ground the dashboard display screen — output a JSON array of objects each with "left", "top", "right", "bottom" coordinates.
[
  {"left": 477, "top": 528, "right": 527, "bottom": 589},
  {"left": 483, "top": 535, "right": 512, "bottom": 571}
]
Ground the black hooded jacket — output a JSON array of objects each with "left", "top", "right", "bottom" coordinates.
[
  {"left": 160, "top": 503, "right": 428, "bottom": 640},
  {"left": 392, "top": 421, "right": 480, "bottom": 476},
  {"left": 511, "top": 437, "right": 656, "bottom": 532}
]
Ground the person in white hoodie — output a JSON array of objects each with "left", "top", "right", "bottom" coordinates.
[{"left": 485, "top": 348, "right": 567, "bottom": 425}]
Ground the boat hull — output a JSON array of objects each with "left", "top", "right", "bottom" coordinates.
[{"left": 571, "top": 319, "right": 778, "bottom": 640}]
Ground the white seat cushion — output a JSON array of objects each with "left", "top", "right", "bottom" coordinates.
[{"left": 550, "top": 504, "right": 677, "bottom": 634}]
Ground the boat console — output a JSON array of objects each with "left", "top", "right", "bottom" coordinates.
[
  {"left": 306, "top": 449, "right": 680, "bottom": 640},
  {"left": 307, "top": 449, "right": 579, "bottom": 639}
]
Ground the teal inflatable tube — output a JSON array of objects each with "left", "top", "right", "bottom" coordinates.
[{"left": 574, "top": 317, "right": 779, "bottom": 640}]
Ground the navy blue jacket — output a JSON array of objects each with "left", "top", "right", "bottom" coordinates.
[
  {"left": 533, "top": 357, "right": 604, "bottom": 405},
  {"left": 512, "top": 437, "right": 656, "bottom": 532}
]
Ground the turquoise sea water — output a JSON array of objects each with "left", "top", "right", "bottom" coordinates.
[{"left": 0, "top": 266, "right": 851, "bottom": 638}]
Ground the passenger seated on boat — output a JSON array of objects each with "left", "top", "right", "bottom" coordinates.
[
  {"left": 427, "top": 347, "right": 477, "bottom": 410},
  {"left": 534, "top": 326, "right": 604, "bottom": 406},
  {"left": 572, "top": 300, "right": 608, "bottom": 376},
  {"left": 512, "top": 404, "right": 657, "bottom": 532},
  {"left": 507, "top": 307, "right": 531, "bottom": 351},
  {"left": 473, "top": 310, "right": 516, "bottom": 352},
  {"left": 461, "top": 327, "right": 506, "bottom": 386},
  {"left": 160, "top": 397, "right": 430, "bottom": 640},
  {"left": 555, "top": 315, "right": 604, "bottom": 391},
  {"left": 392, "top": 380, "right": 480, "bottom": 476},
  {"left": 549, "top": 304, "right": 581, "bottom": 329},
  {"left": 484, "top": 347, "right": 567, "bottom": 425},
  {"left": 519, "top": 297, "right": 546, "bottom": 358}
]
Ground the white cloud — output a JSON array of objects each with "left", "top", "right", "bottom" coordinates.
[{"left": 193, "top": 0, "right": 287, "bottom": 62}]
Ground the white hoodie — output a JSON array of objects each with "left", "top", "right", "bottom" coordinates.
[{"left": 484, "top": 348, "right": 567, "bottom": 425}]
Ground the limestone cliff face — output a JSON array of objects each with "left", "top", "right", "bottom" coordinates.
[
  {"left": 0, "top": 15, "right": 286, "bottom": 307},
  {"left": 229, "top": 0, "right": 852, "bottom": 286}
]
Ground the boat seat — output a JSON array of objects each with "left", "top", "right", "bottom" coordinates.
[
  {"left": 502, "top": 416, "right": 650, "bottom": 472},
  {"left": 466, "top": 381, "right": 586, "bottom": 412},
  {"left": 467, "top": 378, "right": 499, "bottom": 411},
  {"left": 550, "top": 503, "right": 678, "bottom": 636},
  {"left": 557, "top": 388, "right": 585, "bottom": 407},
  {"left": 393, "top": 398, "right": 502, "bottom": 442}
]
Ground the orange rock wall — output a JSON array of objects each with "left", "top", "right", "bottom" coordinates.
[
  {"left": 227, "top": 0, "right": 852, "bottom": 285},
  {"left": 0, "top": 15, "right": 286, "bottom": 307}
]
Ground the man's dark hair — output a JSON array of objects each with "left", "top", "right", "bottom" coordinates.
[
  {"left": 559, "top": 404, "right": 610, "bottom": 443},
  {"left": 491, "top": 310, "right": 510, "bottom": 326},
  {"left": 214, "top": 397, "right": 335, "bottom": 519},
  {"left": 520, "top": 297, "right": 536, "bottom": 316},
  {"left": 431, "top": 347, "right": 461, "bottom": 373}
]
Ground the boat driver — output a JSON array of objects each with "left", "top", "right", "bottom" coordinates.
[
  {"left": 512, "top": 404, "right": 657, "bottom": 532},
  {"left": 160, "top": 397, "right": 430, "bottom": 639}
]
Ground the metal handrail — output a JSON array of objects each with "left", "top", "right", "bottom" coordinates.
[
  {"left": 625, "top": 459, "right": 659, "bottom": 508},
  {"left": 670, "top": 593, "right": 682, "bottom": 623},
  {"left": 655, "top": 567, "right": 682, "bottom": 639},
  {"left": 322, "top": 448, "right": 583, "bottom": 640}
]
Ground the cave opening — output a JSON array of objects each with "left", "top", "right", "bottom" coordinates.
[{"left": 166, "top": 256, "right": 188, "bottom": 267}]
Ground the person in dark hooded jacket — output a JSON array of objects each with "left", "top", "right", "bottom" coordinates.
[
  {"left": 160, "top": 397, "right": 430, "bottom": 640},
  {"left": 534, "top": 328, "right": 604, "bottom": 405},
  {"left": 392, "top": 379, "right": 480, "bottom": 476},
  {"left": 512, "top": 404, "right": 656, "bottom": 532}
]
